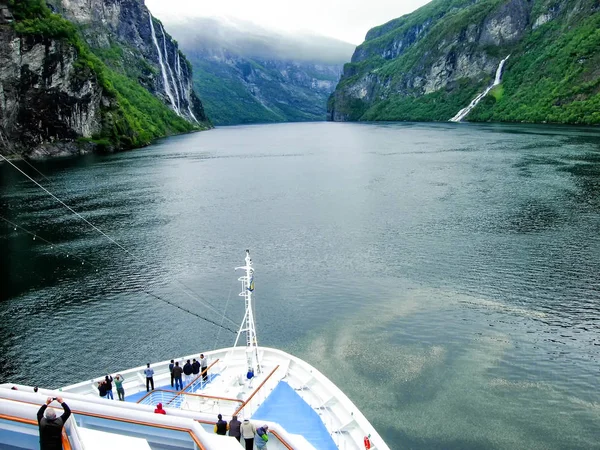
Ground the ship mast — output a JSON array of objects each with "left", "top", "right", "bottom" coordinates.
[{"left": 234, "top": 250, "right": 261, "bottom": 375}]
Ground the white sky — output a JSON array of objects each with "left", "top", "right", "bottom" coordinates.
[{"left": 145, "top": 0, "right": 432, "bottom": 44}]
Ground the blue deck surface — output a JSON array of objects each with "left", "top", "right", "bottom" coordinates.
[
  {"left": 252, "top": 381, "right": 337, "bottom": 450},
  {"left": 124, "top": 374, "right": 219, "bottom": 404}
]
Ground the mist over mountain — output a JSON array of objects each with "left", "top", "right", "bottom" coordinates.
[
  {"left": 172, "top": 17, "right": 355, "bottom": 65},
  {"left": 161, "top": 16, "right": 356, "bottom": 125}
]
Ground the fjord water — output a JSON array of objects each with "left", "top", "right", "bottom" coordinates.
[{"left": 1, "top": 122, "right": 599, "bottom": 449}]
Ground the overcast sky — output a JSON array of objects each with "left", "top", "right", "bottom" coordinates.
[{"left": 145, "top": 0, "right": 432, "bottom": 44}]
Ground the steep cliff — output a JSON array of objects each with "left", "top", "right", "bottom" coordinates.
[
  {"left": 168, "top": 18, "right": 354, "bottom": 125},
  {"left": 328, "top": 0, "right": 600, "bottom": 124},
  {"left": 0, "top": 0, "right": 210, "bottom": 159}
]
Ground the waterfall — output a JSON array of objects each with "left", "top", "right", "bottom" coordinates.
[
  {"left": 176, "top": 52, "right": 199, "bottom": 124},
  {"left": 160, "top": 23, "right": 181, "bottom": 111},
  {"left": 449, "top": 55, "right": 510, "bottom": 123},
  {"left": 148, "top": 14, "right": 179, "bottom": 115}
]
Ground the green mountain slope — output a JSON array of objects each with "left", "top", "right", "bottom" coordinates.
[
  {"left": 328, "top": 0, "right": 600, "bottom": 125},
  {"left": 168, "top": 18, "right": 355, "bottom": 125},
  {"left": 0, "top": 0, "right": 210, "bottom": 158}
]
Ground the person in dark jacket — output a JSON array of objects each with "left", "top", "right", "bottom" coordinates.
[
  {"left": 97, "top": 380, "right": 107, "bottom": 398},
  {"left": 37, "top": 396, "right": 71, "bottom": 450},
  {"left": 169, "top": 359, "right": 175, "bottom": 387},
  {"left": 192, "top": 358, "right": 200, "bottom": 379},
  {"left": 214, "top": 413, "right": 229, "bottom": 435},
  {"left": 183, "top": 359, "right": 193, "bottom": 386},
  {"left": 172, "top": 361, "right": 184, "bottom": 390},
  {"left": 229, "top": 414, "right": 242, "bottom": 442},
  {"left": 104, "top": 375, "right": 114, "bottom": 400}
]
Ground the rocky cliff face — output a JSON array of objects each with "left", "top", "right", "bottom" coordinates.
[
  {"left": 49, "top": 0, "right": 205, "bottom": 123},
  {"left": 0, "top": 0, "right": 209, "bottom": 159},
  {"left": 329, "top": 0, "right": 600, "bottom": 124},
  {"left": 0, "top": 3, "right": 103, "bottom": 157},
  {"left": 187, "top": 45, "right": 344, "bottom": 124}
]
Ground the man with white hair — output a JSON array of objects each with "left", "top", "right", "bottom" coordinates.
[{"left": 37, "top": 396, "right": 72, "bottom": 450}]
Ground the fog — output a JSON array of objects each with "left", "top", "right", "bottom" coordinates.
[{"left": 167, "top": 17, "right": 356, "bottom": 65}]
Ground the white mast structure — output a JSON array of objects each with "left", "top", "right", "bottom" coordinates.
[{"left": 234, "top": 250, "right": 261, "bottom": 376}]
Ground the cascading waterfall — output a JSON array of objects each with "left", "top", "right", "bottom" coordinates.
[
  {"left": 449, "top": 55, "right": 510, "bottom": 123},
  {"left": 176, "top": 52, "right": 199, "bottom": 123},
  {"left": 148, "top": 14, "right": 179, "bottom": 115},
  {"left": 160, "top": 23, "right": 181, "bottom": 111}
]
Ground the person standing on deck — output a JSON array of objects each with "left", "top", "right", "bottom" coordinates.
[
  {"left": 183, "top": 359, "right": 193, "bottom": 386},
  {"left": 214, "top": 413, "right": 229, "bottom": 435},
  {"left": 172, "top": 361, "right": 184, "bottom": 390},
  {"left": 97, "top": 380, "right": 107, "bottom": 398},
  {"left": 114, "top": 374, "right": 125, "bottom": 401},
  {"left": 255, "top": 424, "right": 269, "bottom": 449},
  {"left": 200, "top": 354, "right": 208, "bottom": 381},
  {"left": 104, "top": 375, "right": 114, "bottom": 400},
  {"left": 169, "top": 359, "right": 175, "bottom": 387},
  {"left": 241, "top": 418, "right": 256, "bottom": 450},
  {"left": 37, "top": 396, "right": 71, "bottom": 450},
  {"left": 192, "top": 358, "right": 200, "bottom": 380},
  {"left": 229, "top": 415, "right": 242, "bottom": 442},
  {"left": 143, "top": 363, "right": 155, "bottom": 392}
]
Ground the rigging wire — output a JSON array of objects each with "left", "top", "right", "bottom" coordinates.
[
  {"left": 0, "top": 214, "right": 238, "bottom": 334},
  {"left": 0, "top": 154, "right": 239, "bottom": 329},
  {"left": 213, "top": 281, "right": 235, "bottom": 350}
]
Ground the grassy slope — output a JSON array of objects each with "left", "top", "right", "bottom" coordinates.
[
  {"left": 333, "top": 0, "right": 600, "bottom": 124},
  {"left": 469, "top": 11, "right": 600, "bottom": 124},
  {"left": 190, "top": 54, "right": 332, "bottom": 125},
  {"left": 9, "top": 0, "right": 202, "bottom": 150},
  {"left": 189, "top": 57, "right": 285, "bottom": 125}
]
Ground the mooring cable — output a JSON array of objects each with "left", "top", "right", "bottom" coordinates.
[
  {"left": 0, "top": 154, "right": 239, "bottom": 329},
  {"left": 0, "top": 214, "right": 238, "bottom": 334}
]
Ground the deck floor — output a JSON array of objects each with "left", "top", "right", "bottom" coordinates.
[
  {"left": 123, "top": 374, "right": 219, "bottom": 403},
  {"left": 251, "top": 381, "right": 337, "bottom": 450}
]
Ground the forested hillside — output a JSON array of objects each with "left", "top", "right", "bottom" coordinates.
[{"left": 328, "top": 0, "right": 600, "bottom": 125}]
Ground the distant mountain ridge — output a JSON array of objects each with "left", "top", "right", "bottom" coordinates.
[
  {"left": 0, "top": 0, "right": 210, "bottom": 158},
  {"left": 166, "top": 17, "right": 356, "bottom": 125},
  {"left": 328, "top": 0, "right": 600, "bottom": 125}
]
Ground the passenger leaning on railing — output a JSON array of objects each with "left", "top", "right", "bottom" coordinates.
[{"left": 255, "top": 424, "right": 269, "bottom": 449}]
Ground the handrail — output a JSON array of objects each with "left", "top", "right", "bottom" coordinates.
[
  {"left": 0, "top": 400, "right": 206, "bottom": 450},
  {"left": 270, "top": 429, "right": 294, "bottom": 450},
  {"left": 233, "top": 365, "right": 279, "bottom": 416},
  {"left": 169, "top": 390, "right": 243, "bottom": 403},
  {"left": 137, "top": 359, "right": 220, "bottom": 405},
  {"left": 0, "top": 413, "right": 72, "bottom": 450}
]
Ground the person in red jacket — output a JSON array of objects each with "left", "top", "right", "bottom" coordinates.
[{"left": 154, "top": 403, "right": 166, "bottom": 415}]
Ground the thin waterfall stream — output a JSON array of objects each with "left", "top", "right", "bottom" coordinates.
[
  {"left": 449, "top": 55, "right": 510, "bottom": 123},
  {"left": 148, "top": 13, "right": 180, "bottom": 115}
]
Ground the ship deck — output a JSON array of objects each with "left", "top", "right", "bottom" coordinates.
[{"left": 0, "top": 346, "right": 389, "bottom": 450}]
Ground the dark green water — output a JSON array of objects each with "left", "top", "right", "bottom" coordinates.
[{"left": 1, "top": 122, "right": 599, "bottom": 449}]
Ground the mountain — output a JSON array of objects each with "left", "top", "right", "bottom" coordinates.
[
  {"left": 328, "top": 0, "right": 600, "bottom": 125},
  {"left": 164, "top": 17, "right": 355, "bottom": 125},
  {"left": 0, "top": 0, "right": 211, "bottom": 159}
]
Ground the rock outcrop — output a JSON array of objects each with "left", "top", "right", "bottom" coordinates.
[{"left": 0, "top": 0, "right": 210, "bottom": 158}]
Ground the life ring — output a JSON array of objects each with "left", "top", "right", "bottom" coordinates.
[{"left": 364, "top": 435, "right": 371, "bottom": 449}]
